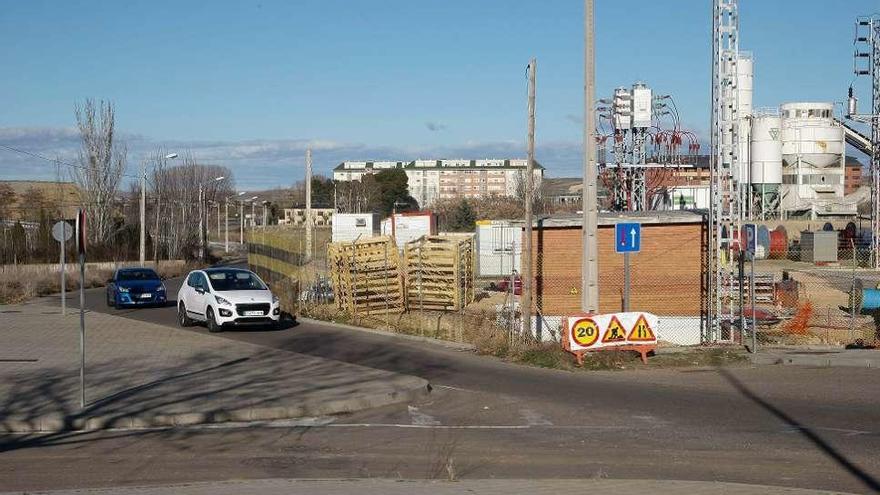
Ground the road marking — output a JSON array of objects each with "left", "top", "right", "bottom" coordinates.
[
  {"left": 520, "top": 408, "right": 553, "bottom": 426},
  {"left": 408, "top": 405, "right": 441, "bottom": 426}
]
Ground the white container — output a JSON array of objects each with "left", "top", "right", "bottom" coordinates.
[
  {"left": 332, "top": 213, "right": 378, "bottom": 243},
  {"left": 750, "top": 115, "right": 783, "bottom": 184},
  {"left": 381, "top": 212, "right": 437, "bottom": 247},
  {"left": 475, "top": 220, "right": 522, "bottom": 277}
]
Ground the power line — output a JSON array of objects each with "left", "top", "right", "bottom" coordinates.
[{"left": 0, "top": 144, "right": 141, "bottom": 179}]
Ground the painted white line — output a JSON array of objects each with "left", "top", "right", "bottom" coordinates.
[{"left": 407, "top": 406, "right": 441, "bottom": 426}]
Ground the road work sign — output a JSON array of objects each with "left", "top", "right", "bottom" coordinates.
[
  {"left": 563, "top": 312, "right": 659, "bottom": 365},
  {"left": 615, "top": 222, "right": 641, "bottom": 253},
  {"left": 566, "top": 312, "right": 658, "bottom": 351}
]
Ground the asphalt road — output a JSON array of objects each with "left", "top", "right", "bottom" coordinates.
[{"left": 10, "top": 270, "right": 880, "bottom": 494}]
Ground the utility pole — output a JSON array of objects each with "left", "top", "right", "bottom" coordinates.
[
  {"left": 139, "top": 160, "right": 146, "bottom": 266},
  {"left": 225, "top": 199, "right": 229, "bottom": 253},
  {"left": 523, "top": 58, "right": 536, "bottom": 339},
  {"left": 582, "top": 0, "right": 599, "bottom": 313},
  {"left": 305, "top": 148, "right": 313, "bottom": 262},
  {"left": 240, "top": 200, "right": 245, "bottom": 244}
]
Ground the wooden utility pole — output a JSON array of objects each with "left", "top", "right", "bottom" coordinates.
[
  {"left": 305, "top": 148, "right": 313, "bottom": 262},
  {"left": 582, "top": 0, "right": 599, "bottom": 313},
  {"left": 523, "top": 58, "right": 536, "bottom": 339}
]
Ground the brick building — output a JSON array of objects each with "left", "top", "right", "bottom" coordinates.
[
  {"left": 844, "top": 157, "right": 863, "bottom": 195},
  {"left": 523, "top": 210, "right": 707, "bottom": 344}
]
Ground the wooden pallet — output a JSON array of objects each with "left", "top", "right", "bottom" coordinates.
[
  {"left": 328, "top": 236, "right": 405, "bottom": 315},
  {"left": 404, "top": 235, "right": 475, "bottom": 312}
]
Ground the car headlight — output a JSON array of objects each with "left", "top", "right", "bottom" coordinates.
[
  {"left": 118, "top": 287, "right": 129, "bottom": 293},
  {"left": 215, "top": 295, "right": 232, "bottom": 306},
  {"left": 272, "top": 294, "right": 279, "bottom": 304}
]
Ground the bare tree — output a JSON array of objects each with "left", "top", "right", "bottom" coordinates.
[{"left": 71, "top": 99, "right": 127, "bottom": 244}]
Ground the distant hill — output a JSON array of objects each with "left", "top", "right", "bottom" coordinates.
[{"left": 0, "top": 180, "right": 81, "bottom": 220}]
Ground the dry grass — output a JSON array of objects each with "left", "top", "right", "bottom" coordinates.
[{"left": 0, "top": 261, "right": 197, "bottom": 305}]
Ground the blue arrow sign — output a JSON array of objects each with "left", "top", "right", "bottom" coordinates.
[
  {"left": 615, "top": 222, "right": 641, "bottom": 253},
  {"left": 744, "top": 223, "right": 757, "bottom": 256}
]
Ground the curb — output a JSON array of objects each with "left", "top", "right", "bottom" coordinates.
[
  {"left": 750, "top": 354, "right": 879, "bottom": 368},
  {"left": 0, "top": 376, "right": 430, "bottom": 434},
  {"left": 299, "top": 317, "right": 476, "bottom": 352}
]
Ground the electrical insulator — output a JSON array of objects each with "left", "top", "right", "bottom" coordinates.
[
  {"left": 612, "top": 87, "right": 632, "bottom": 131},
  {"left": 847, "top": 87, "right": 858, "bottom": 117}
]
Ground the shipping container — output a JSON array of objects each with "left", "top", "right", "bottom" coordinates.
[{"left": 474, "top": 220, "right": 522, "bottom": 277}]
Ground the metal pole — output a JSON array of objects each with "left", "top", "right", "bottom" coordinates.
[
  {"left": 851, "top": 238, "right": 856, "bottom": 341},
  {"left": 225, "top": 200, "right": 229, "bottom": 253},
  {"left": 582, "top": 0, "right": 599, "bottom": 313},
  {"left": 738, "top": 253, "right": 745, "bottom": 341},
  {"left": 216, "top": 202, "right": 221, "bottom": 241},
  {"left": 623, "top": 252, "right": 630, "bottom": 312},
  {"left": 79, "top": 249, "right": 85, "bottom": 408},
  {"left": 251, "top": 202, "right": 256, "bottom": 231},
  {"left": 198, "top": 184, "right": 204, "bottom": 261},
  {"left": 139, "top": 160, "right": 146, "bottom": 265},
  {"left": 60, "top": 236, "right": 66, "bottom": 315},
  {"left": 750, "top": 252, "right": 756, "bottom": 353},
  {"left": 306, "top": 148, "right": 313, "bottom": 263},
  {"left": 523, "top": 57, "right": 536, "bottom": 339},
  {"left": 240, "top": 201, "right": 244, "bottom": 244}
]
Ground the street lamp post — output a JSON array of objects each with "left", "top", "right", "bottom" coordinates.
[
  {"left": 225, "top": 192, "right": 246, "bottom": 253},
  {"left": 198, "top": 175, "right": 225, "bottom": 261},
  {"left": 241, "top": 195, "right": 257, "bottom": 244},
  {"left": 140, "top": 153, "right": 177, "bottom": 267}
]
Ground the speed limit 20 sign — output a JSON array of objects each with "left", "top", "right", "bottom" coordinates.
[{"left": 571, "top": 318, "right": 600, "bottom": 347}]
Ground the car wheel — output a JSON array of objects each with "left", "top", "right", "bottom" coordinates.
[
  {"left": 206, "top": 307, "right": 222, "bottom": 333},
  {"left": 107, "top": 292, "right": 115, "bottom": 308},
  {"left": 178, "top": 302, "right": 193, "bottom": 327}
]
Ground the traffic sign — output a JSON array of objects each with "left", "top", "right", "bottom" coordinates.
[
  {"left": 52, "top": 221, "right": 73, "bottom": 242},
  {"left": 615, "top": 222, "right": 640, "bottom": 253},
  {"left": 571, "top": 318, "right": 600, "bottom": 347},
  {"left": 628, "top": 314, "right": 656, "bottom": 342},
  {"left": 601, "top": 316, "right": 627, "bottom": 343},
  {"left": 743, "top": 223, "right": 757, "bottom": 256}
]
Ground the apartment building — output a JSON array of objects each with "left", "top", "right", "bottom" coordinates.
[{"left": 333, "top": 159, "right": 544, "bottom": 208}]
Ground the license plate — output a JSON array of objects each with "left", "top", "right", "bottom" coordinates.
[
  {"left": 140, "top": 293, "right": 152, "bottom": 299},
  {"left": 243, "top": 310, "right": 263, "bottom": 316}
]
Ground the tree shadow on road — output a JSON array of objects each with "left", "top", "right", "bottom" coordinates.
[{"left": 717, "top": 368, "right": 880, "bottom": 493}]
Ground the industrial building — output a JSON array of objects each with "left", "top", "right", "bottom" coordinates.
[{"left": 332, "top": 159, "right": 544, "bottom": 208}]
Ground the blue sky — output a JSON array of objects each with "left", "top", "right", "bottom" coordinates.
[{"left": 0, "top": 0, "right": 875, "bottom": 189}]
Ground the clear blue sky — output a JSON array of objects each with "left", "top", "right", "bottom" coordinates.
[{"left": 0, "top": 0, "right": 875, "bottom": 188}]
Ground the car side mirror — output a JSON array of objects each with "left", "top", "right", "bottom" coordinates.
[{"left": 107, "top": 278, "right": 114, "bottom": 284}]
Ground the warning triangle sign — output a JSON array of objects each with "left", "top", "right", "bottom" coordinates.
[
  {"left": 628, "top": 314, "right": 657, "bottom": 342},
  {"left": 602, "top": 316, "right": 627, "bottom": 343}
]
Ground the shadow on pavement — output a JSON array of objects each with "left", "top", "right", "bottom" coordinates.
[{"left": 717, "top": 368, "right": 880, "bottom": 493}]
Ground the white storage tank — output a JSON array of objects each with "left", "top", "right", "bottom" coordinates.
[
  {"left": 780, "top": 103, "right": 844, "bottom": 168},
  {"left": 474, "top": 220, "right": 522, "bottom": 277},
  {"left": 751, "top": 114, "right": 783, "bottom": 184},
  {"left": 736, "top": 53, "right": 754, "bottom": 185},
  {"left": 779, "top": 102, "right": 846, "bottom": 214},
  {"left": 331, "top": 213, "right": 379, "bottom": 243}
]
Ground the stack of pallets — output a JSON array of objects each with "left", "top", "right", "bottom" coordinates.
[
  {"left": 404, "top": 235, "right": 475, "bottom": 311},
  {"left": 328, "top": 236, "right": 405, "bottom": 315}
]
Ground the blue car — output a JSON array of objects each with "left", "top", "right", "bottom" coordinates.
[{"left": 106, "top": 268, "right": 167, "bottom": 308}]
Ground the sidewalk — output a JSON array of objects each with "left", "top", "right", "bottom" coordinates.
[
  {"left": 5, "top": 478, "right": 855, "bottom": 495},
  {"left": 752, "top": 347, "right": 880, "bottom": 368},
  {"left": 0, "top": 302, "right": 428, "bottom": 433}
]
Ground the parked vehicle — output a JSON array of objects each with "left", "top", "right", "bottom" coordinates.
[
  {"left": 177, "top": 267, "right": 280, "bottom": 332},
  {"left": 106, "top": 268, "right": 167, "bottom": 308},
  {"left": 490, "top": 274, "right": 522, "bottom": 295}
]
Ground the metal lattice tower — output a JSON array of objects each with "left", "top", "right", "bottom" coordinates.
[
  {"left": 854, "top": 16, "right": 880, "bottom": 268},
  {"left": 709, "top": 0, "right": 741, "bottom": 342}
]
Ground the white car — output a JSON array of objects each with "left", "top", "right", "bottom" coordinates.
[{"left": 177, "top": 268, "right": 281, "bottom": 332}]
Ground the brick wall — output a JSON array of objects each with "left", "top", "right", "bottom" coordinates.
[{"left": 530, "top": 222, "right": 705, "bottom": 317}]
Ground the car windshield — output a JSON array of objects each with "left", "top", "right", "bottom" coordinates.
[
  {"left": 117, "top": 269, "right": 160, "bottom": 281},
  {"left": 206, "top": 271, "right": 267, "bottom": 291}
]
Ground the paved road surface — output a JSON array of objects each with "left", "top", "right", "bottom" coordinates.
[{"left": 9, "top": 270, "right": 878, "bottom": 494}]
